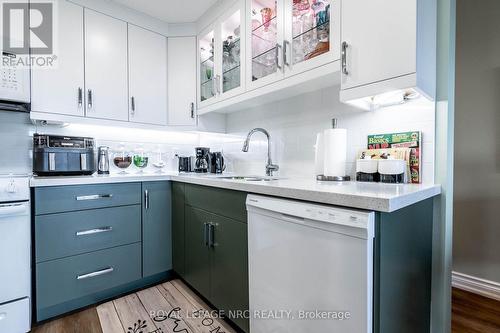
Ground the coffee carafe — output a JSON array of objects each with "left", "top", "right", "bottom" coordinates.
[{"left": 194, "top": 147, "right": 210, "bottom": 173}]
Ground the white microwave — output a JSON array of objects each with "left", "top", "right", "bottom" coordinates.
[{"left": 0, "top": 52, "right": 30, "bottom": 104}]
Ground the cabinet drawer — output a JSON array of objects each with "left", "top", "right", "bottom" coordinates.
[
  {"left": 35, "top": 205, "right": 141, "bottom": 263},
  {"left": 184, "top": 184, "right": 247, "bottom": 223},
  {"left": 36, "top": 243, "right": 141, "bottom": 311},
  {"left": 0, "top": 299, "right": 30, "bottom": 333},
  {"left": 34, "top": 183, "right": 142, "bottom": 215}
]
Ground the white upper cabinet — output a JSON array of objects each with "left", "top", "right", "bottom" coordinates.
[
  {"left": 128, "top": 24, "right": 168, "bottom": 125},
  {"left": 31, "top": 1, "right": 85, "bottom": 117},
  {"left": 246, "top": 0, "right": 285, "bottom": 90},
  {"left": 340, "top": 0, "right": 436, "bottom": 105},
  {"left": 84, "top": 9, "right": 129, "bottom": 121},
  {"left": 198, "top": 0, "right": 246, "bottom": 108},
  {"left": 168, "top": 37, "right": 197, "bottom": 126},
  {"left": 283, "top": 0, "right": 340, "bottom": 77},
  {"left": 246, "top": 0, "right": 339, "bottom": 91},
  {"left": 218, "top": 1, "right": 246, "bottom": 100},
  {"left": 198, "top": 23, "right": 218, "bottom": 109}
]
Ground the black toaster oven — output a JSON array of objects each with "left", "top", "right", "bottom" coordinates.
[{"left": 33, "top": 134, "right": 96, "bottom": 176}]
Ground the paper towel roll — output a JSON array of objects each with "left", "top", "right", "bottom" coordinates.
[
  {"left": 323, "top": 128, "right": 347, "bottom": 177},
  {"left": 314, "top": 132, "right": 325, "bottom": 176}
]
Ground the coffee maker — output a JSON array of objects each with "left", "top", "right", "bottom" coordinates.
[{"left": 194, "top": 147, "right": 211, "bottom": 173}]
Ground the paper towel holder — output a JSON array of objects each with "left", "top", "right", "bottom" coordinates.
[{"left": 316, "top": 118, "right": 351, "bottom": 182}]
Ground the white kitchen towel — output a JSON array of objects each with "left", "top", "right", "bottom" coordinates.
[
  {"left": 323, "top": 128, "right": 347, "bottom": 177},
  {"left": 314, "top": 132, "right": 325, "bottom": 176}
]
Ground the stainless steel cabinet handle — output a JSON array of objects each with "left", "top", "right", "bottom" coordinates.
[
  {"left": 284, "top": 40, "right": 291, "bottom": 68},
  {"left": 78, "top": 88, "right": 83, "bottom": 108},
  {"left": 75, "top": 194, "right": 113, "bottom": 201},
  {"left": 87, "top": 89, "right": 93, "bottom": 110},
  {"left": 144, "top": 190, "right": 149, "bottom": 210},
  {"left": 276, "top": 43, "right": 283, "bottom": 70},
  {"left": 76, "top": 227, "right": 113, "bottom": 237},
  {"left": 76, "top": 267, "right": 114, "bottom": 280},
  {"left": 208, "top": 223, "right": 215, "bottom": 247},
  {"left": 190, "top": 102, "right": 195, "bottom": 119},
  {"left": 131, "top": 96, "right": 136, "bottom": 115},
  {"left": 342, "top": 41, "right": 349, "bottom": 75},
  {"left": 204, "top": 222, "right": 209, "bottom": 246}
]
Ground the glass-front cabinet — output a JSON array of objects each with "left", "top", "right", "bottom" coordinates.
[
  {"left": 246, "top": 0, "right": 285, "bottom": 90},
  {"left": 219, "top": 3, "right": 245, "bottom": 98},
  {"left": 284, "top": 0, "right": 339, "bottom": 76},
  {"left": 246, "top": 0, "right": 339, "bottom": 91},
  {"left": 198, "top": 1, "right": 245, "bottom": 108},
  {"left": 198, "top": 26, "right": 217, "bottom": 108},
  {"left": 198, "top": 0, "right": 339, "bottom": 110}
]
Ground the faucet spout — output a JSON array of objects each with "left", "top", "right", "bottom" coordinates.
[{"left": 242, "top": 128, "right": 279, "bottom": 176}]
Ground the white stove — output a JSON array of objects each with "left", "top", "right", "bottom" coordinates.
[{"left": 0, "top": 175, "right": 31, "bottom": 333}]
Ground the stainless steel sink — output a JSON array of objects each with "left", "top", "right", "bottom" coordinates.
[{"left": 217, "top": 176, "right": 281, "bottom": 182}]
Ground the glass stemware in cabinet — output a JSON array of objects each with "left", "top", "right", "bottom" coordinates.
[
  {"left": 200, "top": 31, "right": 215, "bottom": 102},
  {"left": 292, "top": 0, "right": 331, "bottom": 65},
  {"left": 250, "top": 0, "right": 278, "bottom": 82}
]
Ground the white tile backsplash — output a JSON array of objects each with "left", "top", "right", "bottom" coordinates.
[{"left": 224, "top": 86, "right": 436, "bottom": 183}]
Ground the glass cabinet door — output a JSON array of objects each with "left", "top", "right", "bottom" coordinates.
[
  {"left": 286, "top": 0, "right": 339, "bottom": 75},
  {"left": 219, "top": 3, "right": 244, "bottom": 98},
  {"left": 247, "top": 0, "right": 284, "bottom": 88},
  {"left": 199, "top": 30, "right": 216, "bottom": 104}
]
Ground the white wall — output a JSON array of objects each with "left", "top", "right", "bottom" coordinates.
[
  {"left": 453, "top": 0, "right": 500, "bottom": 284},
  {"left": 224, "top": 85, "right": 436, "bottom": 182}
]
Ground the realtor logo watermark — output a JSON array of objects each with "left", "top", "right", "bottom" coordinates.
[{"left": 1, "top": 0, "right": 58, "bottom": 68}]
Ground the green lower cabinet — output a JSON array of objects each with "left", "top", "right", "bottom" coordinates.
[
  {"left": 184, "top": 206, "right": 211, "bottom": 299},
  {"left": 176, "top": 183, "right": 249, "bottom": 332},
  {"left": 210, "top": 213, "right": 249, "bottom": 332},
  {"left": 142, "top": 181, "right": 173, "bottom": 278}
]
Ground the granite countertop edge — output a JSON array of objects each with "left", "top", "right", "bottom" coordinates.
[{"left": 30, "top": 173, "right": 442, "bottom": 213}]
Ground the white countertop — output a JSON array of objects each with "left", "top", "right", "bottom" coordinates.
[{"left": 30, "top": 173, "right": 441, "bottom": 212}]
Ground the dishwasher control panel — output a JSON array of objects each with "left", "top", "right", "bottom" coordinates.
[{"left": 246, "top": 195, "right": 374, "bottom": 230}]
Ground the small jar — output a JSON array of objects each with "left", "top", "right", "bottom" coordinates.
[
  {"left": 378, "top": 159, "right": 406, "bottom": 184},
  {"left": 356, "top": 159, "right": 380, "bottom": 182}
]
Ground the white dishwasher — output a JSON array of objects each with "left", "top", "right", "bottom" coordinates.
[{"left": 247, "top": 195, "right": 374, "bottom": 333}]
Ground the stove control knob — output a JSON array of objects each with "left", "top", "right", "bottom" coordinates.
[{"left": 6, "top": 181, "right": 17, "bottom": 193}]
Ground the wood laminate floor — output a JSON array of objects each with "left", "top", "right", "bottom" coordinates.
[
  {"left": 32, "top": 284, "right": 500, "bottom": 333},
  {"left": 452, "top": 288, "right": 500, "bottom": 333},
  {"left": 32, "top": 279, "right": 237, "bottom": 333}
]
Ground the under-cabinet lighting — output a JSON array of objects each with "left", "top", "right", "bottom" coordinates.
[{"left": 345, "top": 89, "right": 422, "bottom": 111}]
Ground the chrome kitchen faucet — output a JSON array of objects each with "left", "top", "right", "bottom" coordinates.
[{"left": 242, "top": 128, "right": 279, "bottom": 176}]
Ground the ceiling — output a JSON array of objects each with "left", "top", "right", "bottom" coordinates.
[{"left": 111, "top": 0, "right": 219, "bottom": 23}]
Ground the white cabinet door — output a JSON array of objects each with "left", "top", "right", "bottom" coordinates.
[
  {"left": 341, "top": 0, "right": 416, "bottom": 90},
  {"left": 84, "top": 9, "right": 128, "bottom": 121},
  {"left": 128, "top": 24, "right": 168, "bottom": 125},
  {"left": 31, "top": 1, "right": 84, "bottom": 116},
  {"left": 198, "top": 23, "right": 219, "bottom": 108},
  {"left": 217, "top": 0, "right": 246, "bottom": 100},
  {"left": 167, "top": 37, "right": 197, "bottom": 126},
  {"left": 246, "top": 0, "right": 285, "bottom": 91},
  {"left": 283, "top": 0, "right": 340, "bottom": 77}
]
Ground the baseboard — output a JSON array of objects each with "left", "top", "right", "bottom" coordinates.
[{"left": 452, "top": 271, "right": 500, "bottom": 301}]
